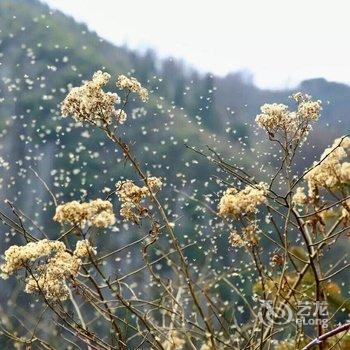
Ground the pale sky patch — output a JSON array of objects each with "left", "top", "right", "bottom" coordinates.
[{"left": 43, "top": 0, "right": 350, "bottom": 89}]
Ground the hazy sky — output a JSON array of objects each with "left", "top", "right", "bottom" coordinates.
[{"left": 43, "top": 0, "right": 350, "bottom": 89}]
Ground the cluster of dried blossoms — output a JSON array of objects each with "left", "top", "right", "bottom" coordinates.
[
  {"left": 228, "top": 231, "right": 245, "bottom": 247},
  {"left": 61, "top": 71, "right": 119, "bottom": 125},
  {"left": 159, "top": 330, "right": 217, "bottom": 350},
  {"left": 256, "top": 92, "right": 321, "bottom": 143},
  {"left": 116, "top": 74, "right": 149, "bottom": 102},
  {"left": 74, "top": 239, "right": 97, "bottom": 257},
  {"left": 1, "top": 239, "right": 94, "bottom": 300},
  {"left": 221, "top": 93, "right": 321, "bottom": 249},
  {"left": 292, "top": 135, "right": 350, "bottom": 226},
  {"left": 292, "top": 186, "right": 308, "bottom": 206},
  {"left": 218, "top": 183, "right": 267, "bottom": 249},
  {"left": 116, "top": 177, "right": 162, "bottom": 223},
  {"left": 159, "top": 331, "right": 186, "bottom": 350},
  {"left": 53, "top": 199, "right": 116, "bottom": 228},
  {"left": 61, "top": 71, "right": 148, "bottom": 126},
  {"left": 229, "top": 223, "right": 260, "bottom": 248},
  {"left": 304, "top": 136, "right": 350, "bottom": 193},
  {"left": 115, "top": 108, "right": 127, "bottom": 124},
  {"left": 218, "top": 182, "right": 268, "bottom": 218}
]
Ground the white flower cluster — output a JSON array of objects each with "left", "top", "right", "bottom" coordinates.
[
  {"left": 305, "top": 136, "right": 350, "bottom": 192},
  {"left": 292, "top": 187, "right": 307, "bottom": 206},
  {"left": 115, "top": 109, "right": 127, "bottom": 124},
  {"left": 1, "top": 239, "right": 94, "bottom": 300},
  {"left": 159, "top": 331, "right": 185, "bottom": 350},
  {"left": 0, "top": 239, "right": 65, "bottom": 277},
  {"left": 74, "top": 239, "right": 96, "bottom": 258},
  {"left": 218, "top": 182, "right": 268, "bottom": 218},
  {"left": 228, "top": 231, "right": 245, "bottom": 247},
  {"left": 298, "top": 100, "right": 323, "bottom": 121},
  {"left": 256, "top": 92, "right": 321, "bottom": 142},
  {"left": 256, "top": 103, "right": 291, "bottom": 131},
  {"left": 229, "top": 223, "right": 260, "bottom": 248},
  {"left": 54, "top": 199, "right": 116, "bottom": 228},
  {"left": 24, "top": 249, "right": 81, "bottom": 300},
  {"left": 61, "top": 71, "right": 149, "bottom": 127},
  {"left": 61, "top": 71, "right": 120, "bottom": 125},
  {"left": 200, "top": 340, "right": 220, "bottom": 350},
  {"left": 116, "top": 177, "right": 162, "bottom": 223},
  {"left": 116, "top": 74, "right": 149, "bottom": 102}
]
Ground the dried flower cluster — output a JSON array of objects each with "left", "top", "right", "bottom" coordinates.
[
  {"left": 256, "top": 103, "right": 290, "bottom": 131},
  {"left": 297, "top": 100, "right": 322, "bottom": 121},
  {"left": 292, "top": 186, "right": 307, "bottom": 206},
  {"left": 61, "top": 71, "right": 149, "bottom": 130},
  {"left": 54, "top": 199, "right": 116, "bottom": 228},
  {"left": 229, "top": 223, "right": 260, "bottom": 248},
  {"left": 228, "top": 231, "right": 245, "bottom": 247},
  {"left": 159, "top": 331, "right": 185, "bottom": 350},
  {"left": 1, "top": 239, "right": 94, "bottom": 300},
  {"left": 61, "top": 71, "right": 120, "bottom": 125},
  {"left": 116, "top": 177, "right": 162, "bottom": 222},
  {"left": 116, "top": 74, "right": 149, "bottom": 102},
  {"left": 255, "top": 92, "right": 321, "bottom": 142},
  {"left": 74, "top": 239, "right": 96, "bottom": 258},
  {"left": 24, "top": 249, "right": 81, "bottom": 300},
  {"left": 0, "top": 239, "right": 65, "bottom": 278},
  {"left": 305, "top": 136, "right": 350, "bottom": 193},
  {"left": 218, "top": 182, "right": 268, "bottom": 218},
  {"left": 242, "top": 223, "right": 260, "bottom": 247},
  {"left": 115, "top": 108, "right": 127, "bottom": 124}
]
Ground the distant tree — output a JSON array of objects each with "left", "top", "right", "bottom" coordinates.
[
  {"left": 138, "top": 49, "right": 157, "bottom": 83},
  {"left": 174, "top": 76, "right": 186, "bottom": 106},
  {"left": 198, "top": 73, "right": 220, "bottom": 131}
]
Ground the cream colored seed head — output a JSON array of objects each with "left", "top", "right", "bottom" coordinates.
[
  {"left": 1, "top": 239, "right": 83, "bottom": 301},
  {"left": 256, "top": 93, "right": 321, "bottom": 144},
  {"left": 116, "top": 74, "right": 149, "bottom": 102},
  {"left": 116, "top": 177, "right": 162, "bottom": 221},
  {"left": 61, "top": 71, "right": 120, "bottom": 125},
  {"left": 218, "top": 182, "right": 268, "bottom": 218},
  {"left": 159, "top": 331, "right": 185, "bottom": 350},
  {"left": 0, "top": 239, "right": 65, "bottom": 277},
  {"left": 74, "top": 239, "right": 96, "bottom": 258},
  {"left": 54, "top": 199, "right": 115, "bottom": 228},
  {"left": 305, "top": 136, "right": 350, "bottom": 192},
  {"left": 292, "top": 187, "right": 307, "bottom": 206}
]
